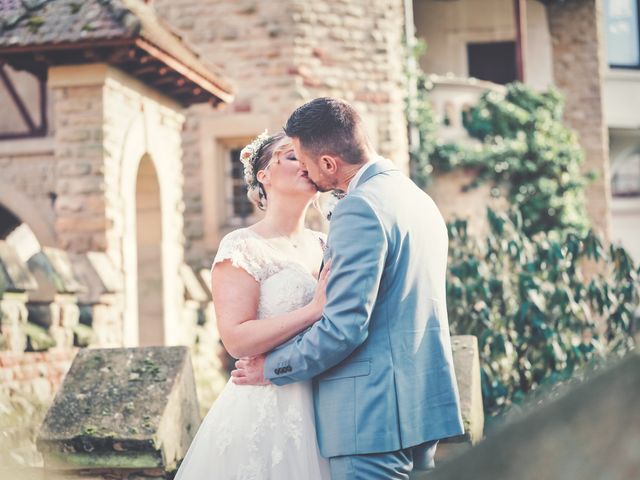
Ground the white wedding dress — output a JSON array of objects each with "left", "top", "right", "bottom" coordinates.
[{"left": 174, "top": 228, "right": 331, "bottom": 480}]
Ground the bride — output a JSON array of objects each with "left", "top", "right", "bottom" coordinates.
[{"left": 174, "top": 131, "right": 331, "bottom": 479}]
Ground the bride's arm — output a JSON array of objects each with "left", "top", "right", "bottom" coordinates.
[{"left": 211, "top": 261, "right": 328, "bottom": 359}]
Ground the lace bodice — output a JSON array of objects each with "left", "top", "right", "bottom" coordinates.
[{"left": 212, "top": 228, "right": 324, "bottom": 319}]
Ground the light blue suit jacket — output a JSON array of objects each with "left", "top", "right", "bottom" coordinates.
[{"left": 264, "top": 159, "right": 464, "bottom": 458}]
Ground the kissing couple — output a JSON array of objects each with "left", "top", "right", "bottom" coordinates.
[{"left": 174, "top": 97, "right": 464, "bottom": 479}]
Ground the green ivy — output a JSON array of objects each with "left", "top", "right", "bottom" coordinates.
[
  {"left": 430, "top": 83, "right": 591, "bottom": 235},
  {"left": 448, "top": 208, "right": 639, "bottom": 417},
  {"left": 406, "top": 41, "right": 438, "bottom": 189}
]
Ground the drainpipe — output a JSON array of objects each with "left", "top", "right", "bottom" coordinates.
[
  {"left": 404, "top": 0, "right": 420, "bottom": 174},
  {"left": 514, "top": 0, "right": 527, "bottom": 82}
]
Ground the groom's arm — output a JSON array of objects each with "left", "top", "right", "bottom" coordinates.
[{"left": 264, "top": 194, "right": 387, "bottom": 385}]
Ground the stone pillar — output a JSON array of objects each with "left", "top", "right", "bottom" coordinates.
[
  {"left": 547, "top": 0, "right": 612, "bottom": 238},
  {"left": 48, "top": 64, "right": 187, "bottom": 347},
  {"left": 49, "top": 66, "right": 107, "bottom": 254},
  {"left": 435, "top": 335, "right": 485, "bottom": 460}
]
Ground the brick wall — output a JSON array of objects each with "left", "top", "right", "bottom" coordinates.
[
  {"left": 0, "top": 349, "right": 77, "bottom": 404},
  {"left": 547, "top": 0, "right": 612, "bottom": 238}
]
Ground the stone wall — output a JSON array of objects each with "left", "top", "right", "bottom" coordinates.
[
  {"left": 0, "top": 350, "right": 76, "bottom": 405},
  {"left": 49, "top": 79, "right": 106, "bottom": 253},
  {"left": 289, "top": 0, "right": 409, "bottom": 164},
  {"left": 547, "top": 0, "right": 611, "bottom": 238},
  {"left": 152, "top": 0, "right": 410, "bottom": 267}
]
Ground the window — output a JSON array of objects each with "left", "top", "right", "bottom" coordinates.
[
  {"left": 467, "top": 41, "right": 518, "bottom": 85},
  {"left": 611, "top": 150, "right": 640, "bottom": 197},
  {"left": 605, "top": 0, "right": 640, "bottom": 68},
  {"left": 224, "top": 147, "right": 257, "bottom": 226}
]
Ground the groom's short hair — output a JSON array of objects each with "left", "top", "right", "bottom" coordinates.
[{"left": 284, "top": 97, "right": 370, "bottom": 165}]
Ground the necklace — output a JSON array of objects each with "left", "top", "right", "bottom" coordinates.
[{"left": 279, "top": 234, "right": 301, "bottom": 248}]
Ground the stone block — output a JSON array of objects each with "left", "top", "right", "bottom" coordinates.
[
  {"left": 429, "top": 351, "right": 640, "bottom": 480},
  {"left": 449, "top": 335, "right": 484, "bottom": 444},
  {"left": 430, "top": 335, "right": 484, "bottom": 465},
  {"left": 38, "top": 347, "right": 201, "bottom": 477}
]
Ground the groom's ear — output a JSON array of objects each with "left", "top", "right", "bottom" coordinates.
[{"left": 319, "top": 154, "right": 339, "bottom": 174}]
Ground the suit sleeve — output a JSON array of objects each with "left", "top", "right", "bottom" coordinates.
[{"left": 264, "top": 194, "right": 387, "bottom": 385}]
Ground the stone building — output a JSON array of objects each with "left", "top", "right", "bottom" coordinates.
[
  {"left": 0, "top": 0, "right": 233, "bottom": 351},
  {"left": 151, "top": 0, "right": 411, "bottom": 266},
  {"left": 0, "top": 0, "right": 626, "bottom": 475},
  {"left": 414, "top": 0, "right": 640, "bottom": 260},
  {"left": 0, "top": 0, "right": 629, "bottom": 402}
]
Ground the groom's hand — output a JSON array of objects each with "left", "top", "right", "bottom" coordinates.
[{"left": 231, "top": 355, "right": 270, "bottom": 386}]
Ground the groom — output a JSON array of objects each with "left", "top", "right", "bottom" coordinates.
[{"left": 233, "top": 98, "right": 464, "bottom": 479}]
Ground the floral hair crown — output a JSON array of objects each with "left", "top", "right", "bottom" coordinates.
[{"left": 240, "top": 130, "right": 270, "bottom": 190}]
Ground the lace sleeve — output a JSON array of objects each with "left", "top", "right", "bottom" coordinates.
[{"left": 212, "top": 230, "right": 266, "bottom": 283}]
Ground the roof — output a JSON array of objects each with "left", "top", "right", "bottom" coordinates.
[{"left": 0, "top": 0, "right": 234, "bottom": 106}]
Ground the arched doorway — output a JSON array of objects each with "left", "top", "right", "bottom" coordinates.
[{"left": 135, "top": 155, "right": 165, "bottom": 346}]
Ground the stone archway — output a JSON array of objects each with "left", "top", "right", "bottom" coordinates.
[{"left": 135, "top": 154, "right": 165, "bottom": 346}]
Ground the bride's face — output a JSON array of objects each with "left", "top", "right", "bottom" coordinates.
[{"left": 260, "top": 138, "right": 318, "bottom": 199}]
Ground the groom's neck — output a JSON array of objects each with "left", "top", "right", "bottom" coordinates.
[{"left": 335, "top": 151, "right": 377, "bottom": 192}]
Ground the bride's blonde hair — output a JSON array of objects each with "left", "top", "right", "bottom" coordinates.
[{"left": 242, "top": 131, "right": 286, "bottom": 210}]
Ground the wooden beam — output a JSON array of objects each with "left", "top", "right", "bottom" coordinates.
[
  {"left": 38, "top": 74, "right": 47, "bottom": 135},
  {"left": 132, "top": 64, "right": 163, "bottom": 76},
  {"left": 514, "top": 0, "right": 527, "bottom": 83},
  {"left": 134, "top": 38, "right": 234, "bottom": 103},
  {"left": 0, "top": 64, "right": 36, "bottom": 132},
  {"left": 151, "top": 75, "right": 181, "bottom": 86},
  {"left": 82, "top": 48, "right": 104, "bottom": 61},
  {"left": 170, "top": 84, "right": 202, "bottom": 95}
]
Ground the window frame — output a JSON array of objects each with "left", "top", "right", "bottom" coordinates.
[
  {"left": 611, "top": 148, "right": 640, "bottom": 198},
  {"left": 605, "top": 0, "right": 640, "bottom": 70},
  {"left": 218, "top": 138, "right": 261, "bottom": 229}
]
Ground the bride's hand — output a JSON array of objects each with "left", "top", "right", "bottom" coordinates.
[{"left": 310, "top": 260, "right": 331, "bottom": 319}]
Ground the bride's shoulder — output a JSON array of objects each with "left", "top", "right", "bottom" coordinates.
[
  {"left": 211, "top": 228, "right": 269, "bottom": 280},
  {"left": 220, "top": 227, "right": 256, "bottom": 243}
]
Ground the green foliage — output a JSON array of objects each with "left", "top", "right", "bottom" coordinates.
[
  {"left": 23, "top": 322, "right": 55, "bottom": 351},
  {"left": 447, "top": 208, "right": 639, "bottom": 417},
  {"left": 405, "top": 40, "right": 438, "bottom": 188},
  {"left": 431, "top": 83, "right": 591, "bottom": 235}
]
